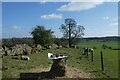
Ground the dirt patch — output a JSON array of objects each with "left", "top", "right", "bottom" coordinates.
[
  {"left": 30, "top": 66, "right": 50, "bottom": 72},
  {"left": 65, "top": 66, "right": 91, "bottom": 78},
  {"left": 30, "top": 66, "right": 92, "bottom": 78}
]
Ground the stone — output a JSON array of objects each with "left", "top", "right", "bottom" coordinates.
[
  {"left": 49, "top": 58, "right": 66, "bottom": 77},
  {"left": 52, "top": 44, "right": 58, "bottom": 49}
]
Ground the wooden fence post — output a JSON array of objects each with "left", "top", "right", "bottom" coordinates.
[
  {"left": 100, "top": 51, "right": 104, "bottom": 71},
  {"left": 91, "top": 51, "right": 93, "bottom": 62}
]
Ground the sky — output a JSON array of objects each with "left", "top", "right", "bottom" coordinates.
[{"left": 2, "top": 1, "right": 119, "bottom": 38}]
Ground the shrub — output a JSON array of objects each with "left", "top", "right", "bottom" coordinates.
[
  {"left": 102, "top": 44, "right": 107, "bottom": 49},
  {"left": 93, "top": 46, "right": 97, "bottom": 49},
  {"left": 108, "top": 46, "right": 112, "bottom": 49}
]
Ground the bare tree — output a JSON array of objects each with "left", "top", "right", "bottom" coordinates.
[{"left": 60, "top": 18, "right": 85, "bottom": 48}]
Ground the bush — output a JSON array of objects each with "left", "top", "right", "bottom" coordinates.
[
  {"left": 76, "top": 46, "right": 79, "bottom": 49},
  {"left": 102, "top": 44, "right": 107, "bottom": 49},
  {"left": 108, "top": 46, "right": 112, "bottom": 49},
  {"left": 93, "top": 46, "right": 97, "bottom": 49}
]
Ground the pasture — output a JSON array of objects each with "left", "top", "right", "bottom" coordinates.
[
  {"left": 77, "top": 40, "right": 119, "bottom": 78},
  {"left": 2, "top": 40, "right": 119, "bottom": 79}
]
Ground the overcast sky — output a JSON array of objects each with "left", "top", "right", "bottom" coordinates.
[{"left": 2, "top": 1, "right": 118, "bottom": 38}]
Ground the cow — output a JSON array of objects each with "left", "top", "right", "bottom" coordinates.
[{"left": 83, "top": 48, "right": 94, "bottom": 58}]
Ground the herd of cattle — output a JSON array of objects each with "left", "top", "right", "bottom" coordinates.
[{"left": 0, "top": 44, "right": 94, "bottom": 60}]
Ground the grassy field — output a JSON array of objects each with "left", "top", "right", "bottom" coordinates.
[
  {"left": 77, "top": 40, "right": 119, "bottom": 78},
  {"left": 2, "top": 40, "right": 119, "bottom": 78}
]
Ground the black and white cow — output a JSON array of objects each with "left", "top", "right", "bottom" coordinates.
[
  {"left": 83, "top": 48, "right": 88, "bottom": 55},
  {"left": 88, "top": 48, "right": 94, "bottom": 53},
  {"left": 83, "top": 48, "right": 94, "bottom": 57}
]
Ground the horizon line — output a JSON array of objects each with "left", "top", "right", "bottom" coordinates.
[{"left": 1, "top": 35, "right": 120, "bottom": 39}]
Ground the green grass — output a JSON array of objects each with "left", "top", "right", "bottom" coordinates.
[
  {"left": 2, "top": 40, "right": 119, "bottom": 78},
  {"left": 78, "top": 40, "right": 118, "bottom": 49},
  {"left": 2, "top": 50, "right": 51, "bottom": 78},
  {"left": 77, "top": 40, "right": 119, "bottom": 78}
]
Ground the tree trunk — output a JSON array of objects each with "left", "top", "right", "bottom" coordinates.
[{"left": 69, "top": 24, "right": 71, "bottom": 48}]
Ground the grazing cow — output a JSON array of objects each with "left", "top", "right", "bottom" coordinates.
[
  {"left": 83, "top": 48, "right": 94, "bottom": 54},
  {"left": 83, "top": 48, "right": 88, "bottom": 55},
  {"left": 88, "top": 48, "right": 94, "bottom": 54},
  {"left": 83, "top": 48, "right": 94, "bottom": 58}
]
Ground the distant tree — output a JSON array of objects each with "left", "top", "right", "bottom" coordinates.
[
  {"left": 31, "top": 25, "right": 54, "bottom": 47},
  {"left": 2, "top": 38, "right": 34, "bottom": 47},
  {"left": 59, "top": 18, "right": 85, "bottom": 48}
]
